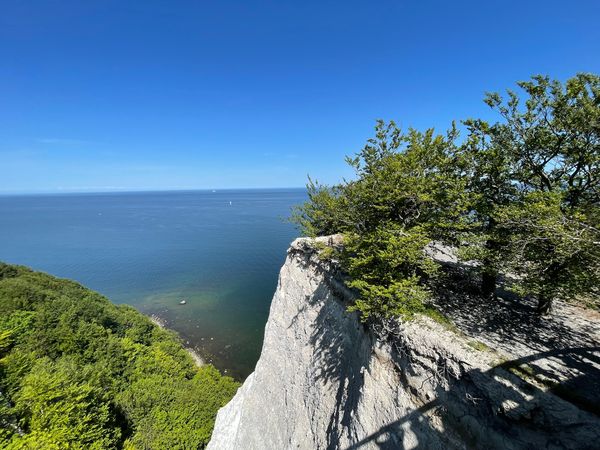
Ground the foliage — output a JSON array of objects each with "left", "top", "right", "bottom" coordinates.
[
  {"left": 461, "top": 114, "right": 518, "bottom": 297},
  {"left": 294, "top": 121, "right": 471, "bottom": 238},
  {"left": 344, "top": 225, "right": 437, "bottom": 321},
  {"left": 294, "top": 120, "right": 471, "bottom": 320},
  {"left": 484, "top": 74, "right": 599, "bottom": 205},
  {"left": 466, "top": 73, "right": 600, "bottom": 311},
  {"left": 8, "top": 357, "right": 120, "bottom": 449},
  {"left": 494, "top": 191, "right": 600, "bottom": 311},
  {"left": 0, "top": 263, "right": 239, "bottom": 449},
  {"left": 292, "top": 73, "right": 599, "bottom": 319},
  {"left": 290, "top": 177, "right": 348, "bottom": 237}
]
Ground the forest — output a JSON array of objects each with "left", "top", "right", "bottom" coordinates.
[{"left": 0, "top": 262, "right": 238, "bottom": 449}]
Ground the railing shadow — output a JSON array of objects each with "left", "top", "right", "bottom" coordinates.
[
  {"left": 288, "top": 242, "right": 600, "bottom": 449},
  {"left": 341, "top": 346, "right": 600, "bottom": 449}
]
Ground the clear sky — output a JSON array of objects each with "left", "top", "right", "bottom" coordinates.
[{"left": 1, "top": 0, "right": 599, "bottom": 193}]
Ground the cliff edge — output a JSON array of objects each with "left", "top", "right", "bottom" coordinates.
[{"left": 208, "top": 237, "right": 600, "bottom": 449}]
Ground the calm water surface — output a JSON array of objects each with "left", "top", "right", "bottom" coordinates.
[{"left": 0, "top": 189, "right": 306, "bottom": 379}]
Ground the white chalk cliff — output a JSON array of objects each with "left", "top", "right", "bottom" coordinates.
[{"left": 208, "top": 237, "right": 600, "bottom": 450}]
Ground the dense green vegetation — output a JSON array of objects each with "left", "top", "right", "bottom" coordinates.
[
  {"left": 0, "top": 262, "right": 238, "bottom": 449},
  {"left": 293, "top": 73, "right": 599, "bottom": 319}
]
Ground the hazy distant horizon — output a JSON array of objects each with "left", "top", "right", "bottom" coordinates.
[{"left": 0, "top": 186, "right": 307, "bottom": 196}]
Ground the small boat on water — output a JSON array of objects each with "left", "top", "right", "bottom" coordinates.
[{"left": 179, "top": 300, "right": 187, "bottom": 305}]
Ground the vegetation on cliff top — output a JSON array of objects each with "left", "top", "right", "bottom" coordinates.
[
  {"left": 293, "top": 73, "right": 600, "bottom": 320},
  {"left": 0, "top": 262, "right": 239, "bottom": 449}
]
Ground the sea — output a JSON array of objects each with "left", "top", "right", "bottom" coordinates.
[{"left": 0, "top": 188, "right": 306, "bottom": 380}]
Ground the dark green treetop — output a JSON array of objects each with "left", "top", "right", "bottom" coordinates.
[
  {"left": 466, "top": 73, "right": 600, "bottom": 312},
  {"left": 292, "top": 73, "right": 600, "bottom": 320}
]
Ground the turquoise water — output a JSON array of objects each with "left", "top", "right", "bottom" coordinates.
[{"left": 0, "top": 189, "right": 306, "bottom": 379}]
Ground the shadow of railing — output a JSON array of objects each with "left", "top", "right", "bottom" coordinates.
[
  {"left": 344, "top": 345, "right": 600, "bottom": 449},
  {"left": 288, "top": 242, "right": 600, "bottom": 449}
]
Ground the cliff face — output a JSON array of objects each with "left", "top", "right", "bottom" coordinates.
[{"left": 207, "top": 237, "right": 600, "bottom": 450}]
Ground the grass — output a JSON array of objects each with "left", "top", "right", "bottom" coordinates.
[
  {"left": 422, "top": 304, "right": 458, "bottom": 332},
  {"left": 467, "top": 340, "right": 491, "bottom": 352}
]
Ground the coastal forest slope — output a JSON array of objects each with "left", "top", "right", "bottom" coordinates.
[{"left": 0, "top": 262, "right": 238, "bottom": 449}]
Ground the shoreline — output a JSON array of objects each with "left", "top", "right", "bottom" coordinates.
[{"left": 149, "top": 314, "right": 206, "bottom": 367}]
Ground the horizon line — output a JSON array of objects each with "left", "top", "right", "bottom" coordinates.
[{"left": 0, "top": 186, "right": 308, "bottom": 197}]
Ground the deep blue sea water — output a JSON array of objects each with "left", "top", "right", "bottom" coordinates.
[{"left": 0, "top": 189, "right": 306, "bottom": 379}]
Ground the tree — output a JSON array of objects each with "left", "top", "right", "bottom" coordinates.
[
  {"left": 290, "top": 177, "right": 348, "bottom": 237},
  {"left": 294, "top": 121, "right": 471, "bottom": 320},
  {"left": 465, "top": 73, "right": 600, "bottom": 312},
  {"left": 11, "top": 357, "right": 121, "bottom": 449},
  {"left": 495, "top": 192, "right": 599, "bottom": 313},
  {"left": 461, "top": 118, "right": 517, "bottom": 298},
  {"left": 294, "top": 73, "right": 600, "bottom": 319},
  {"left": 0, "top": 263, "right": 239, "bottom": 449},
  {"left": 486, "top": 74, "right": 599, "bottom": 208}
]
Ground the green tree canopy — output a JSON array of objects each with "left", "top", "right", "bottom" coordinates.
[
  {"left": 0, "top": 263, "right": 239, "bottom": 449},
  {"left": 465, "top": 73, "right": 600, "bottom": 312},
  {"left": 293, "top": 121, "right": 472, "bottom": 321},
  {"left": 293, "top": 73, "right": 600, "bottom": 319}
]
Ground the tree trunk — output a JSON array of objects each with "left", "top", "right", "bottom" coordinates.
[
  {"left": 481, "top": 232, "right": 499, "bottom": 299},
  {"left": 537, "top": 262, "right": 561, "bottom": 316},
  {"left": 537, "top": 296, "right": 553, "bottom": 315},
  {"left": 481, "top": 270, "right": 497, "bottom": 299}
]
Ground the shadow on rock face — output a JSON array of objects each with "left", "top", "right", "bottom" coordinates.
[
  {"left": 297, "top": 246, "right": 600, "bottom": 449},
  {"left": 209, "top": 239, "right": 600, "bottom": 450}
]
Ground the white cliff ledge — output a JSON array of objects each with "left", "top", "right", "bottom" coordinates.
[{"left": 208, "top": 236, "right": 600, "bottom": 450}]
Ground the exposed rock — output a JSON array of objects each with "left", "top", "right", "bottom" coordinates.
[{"left": 208, "top": 237, "right": 600, "bottom": 450}]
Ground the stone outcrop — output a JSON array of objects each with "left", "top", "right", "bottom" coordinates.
[{"left": 208, "top": 237, "right": 600, "bottom": 450}]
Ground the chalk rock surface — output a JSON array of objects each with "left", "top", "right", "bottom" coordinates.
[{"left": 208, "top": 236, "right": 600, "bottom": 450}]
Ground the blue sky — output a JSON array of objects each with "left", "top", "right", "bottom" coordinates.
[{"left": 1, "top": 0, "right": 599, "bottom": 193}]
